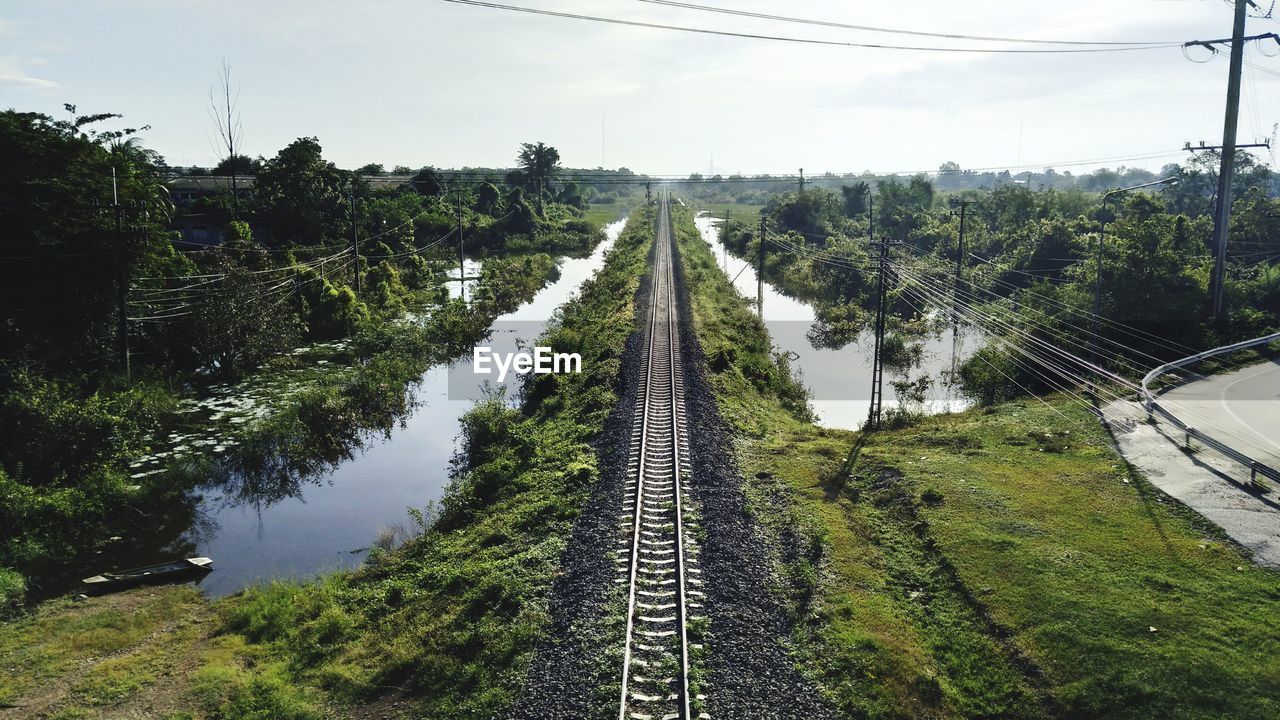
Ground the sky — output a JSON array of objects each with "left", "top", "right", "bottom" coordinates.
[{"left": 1, "top": 0, "right": 1278, "bottom": 176}]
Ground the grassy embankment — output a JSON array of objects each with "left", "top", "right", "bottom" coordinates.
[
  {"left": 669, "top": 202, "right": 1280, "bottom": 720},
  {"left": 0, "top": 207, "right": 656, "bottom": 719}
]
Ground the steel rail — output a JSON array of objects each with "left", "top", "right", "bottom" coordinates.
[
  {"left": 617, "top": 197, "right": 701, "bottom": 720},
  {"left": 1142, "top": 331, "right": 1280, "bottom": 484}
]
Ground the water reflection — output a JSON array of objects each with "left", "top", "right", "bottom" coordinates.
[
  {"left": 85, "top": 221, "right": 628, "bottom": 598},
  {"left": 693, "top": 212, "right": 978, "bottom": 430}
]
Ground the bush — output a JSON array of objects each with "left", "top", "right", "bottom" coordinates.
[
  {"left": 956, "top": 345, "right": 1022, "bottom": 406},
  {"left": 222, "top": 582, "right": 310, "bottom": 643},
  {"left": 0, "top": 372, "right": 174, "bottom": 485},
  {"left": 0, "top": 567, "right": 24, "bottom": 616}
]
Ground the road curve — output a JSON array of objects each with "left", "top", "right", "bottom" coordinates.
[{"left": 1159, "top": 358, "right": 1280, "bottom": 472}]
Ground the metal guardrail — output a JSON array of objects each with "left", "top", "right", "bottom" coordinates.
[{"left": 1141, "top": 331, "right": 1280, "bottom": 485}]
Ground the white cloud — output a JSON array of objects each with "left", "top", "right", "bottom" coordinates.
[{"left": 0, "top": 73, "right": 58, "bottom": 89}]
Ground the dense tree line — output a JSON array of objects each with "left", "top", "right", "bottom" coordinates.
[{"left": 721, "top": 163, "right": 1279, "bottom": 412}]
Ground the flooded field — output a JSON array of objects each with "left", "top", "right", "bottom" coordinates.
[
  {"left": 693, "top": 212, "right": 978, "bottom": 430},
  {"left": 113, "top": 227, "right": 623, "bottom": 597}
]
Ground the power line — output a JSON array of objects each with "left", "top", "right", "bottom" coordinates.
[
  {"left": 630, "top": 0, "right": 1182, "bottom": 47},
  {"left": 441, "top": 0, "right": 1185, "bottom": 54}
]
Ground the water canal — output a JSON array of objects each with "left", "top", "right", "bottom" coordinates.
[{"left": 133, "top": 219, "right": 625, "bottom": 597}]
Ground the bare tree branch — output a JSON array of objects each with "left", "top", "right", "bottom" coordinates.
[{"left": 207, "top": 59, "right": 244, "bottom": 218}]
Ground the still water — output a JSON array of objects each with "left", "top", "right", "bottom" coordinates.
[
  {"left": 693, "top": 212, "right": 977, "bottom": 430},
  {"left": 189, "top": 219, "right": 626, "bottom": 596}
]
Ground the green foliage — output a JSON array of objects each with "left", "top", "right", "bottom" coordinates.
[
  {"left": 509, "top": 141, "right": 561, "bottom": 194},
  {"left": 363, "top": 261, "right": 408, "bottom": 314},
  {"left": 213, "top": 154, "right": 262, "bottom": 176},
  {"left": 0, "top": 568, "right": 24, "bottom": 617},
  {"left": 955, "top": 345, "right": 1021, "bottom": 406},
  {"left": 841, "top": 182, "right": 870, "bottom": 218},
  {"left": 0, "top": 371, "right": 173, "bottom": 484},
  {"left": 192, "top": 207, "right": 652, "bottom": 719},
  {"left": 875, "top": 175, "right": 936, "bottom": 241},
  {"left": 0, "top": 109, "right": 190, "bottom": 375},
  {"left": 294, "top": 269, "right": 370, "bottom": 341},
  {"left": 0, "top": 371, "right": 179, "bottom": 572},
  {"left": 252, "top": 137, "right": 349, "bottom": 246}
]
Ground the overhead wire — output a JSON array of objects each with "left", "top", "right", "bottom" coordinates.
[
  {"left": 893, "top": 281, "right": 1112, "bottom": 424},
  {"left": 440, "top": 0, "right": 1186, "bottom": 53},
  {"left": 628, "top": 0, "right": 1183, "bottom": 46},
  {"left": 894, "top": 259, "right": 1277, "bottom": 448}
]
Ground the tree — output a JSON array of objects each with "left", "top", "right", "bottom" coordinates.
[
  {"left": 355, "top": 163, "right": 385, "bottom": 176},
  {"left": 0, "top": 109, "right": 187, "bottom": 375},
  {"left": 253, "top": 137, "right": 348, "bottom": 246},
  {"left": 876, "top": 176, "right": 935, "bottom": 240},
  {"left": 212, "top": 154, "right": 260, "bottom": 176},
  {"left": 476, "top": 182, "right": 502, "bottom": 215},
  {"left": 410, "top": 167, "right": 444, "bottom": 197},
  {"left": 208, "top": 60, "right": 245, "bottom": 218},
  {"left": 514, "top": 141, "right": 561, "bottom": 215},
  {"left": 840, "top": 182, "right": 869, "bottom": 218},
  {"left": 557, "top": 180, "right": 586, "bottom": 210}
]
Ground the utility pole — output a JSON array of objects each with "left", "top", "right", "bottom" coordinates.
[
  {"left": 457, "top": 190, "right": 466, "bottom": 303},
  {"left": 798, "top": 167, "right": 805, "bottom": 195},
  {"left": 867, "top": 192, "right": 875, "bottom": 243},
  {"left": 646, "top": 181, "right": 652, "bottom": 206},
  {"left": 757, "top": 215, "right": 766, "bottom": 318},
  {"left": 350, "top": 192, "right": 361, "bottom": 293},
  {"left": 1093, "top": 213, "right": 1109, "bottom": 353},
  {"left": 865, "top": 184, "right": 895, "bottom": 430},
  {"left": 949, "top": 199, "right": 974, "bottom": 326},
  {"left": 723, "top": 210, "right": 730, "bottom": 270},
  {"left": 949, "top": 198, "right": 975, "bottom": 374},
  {"left": 1210, "top": 0, "right": 1249, "bottom": 322},
  {"left": 112, "top": 167, "right": 130, "bottom": 379},
  {"left": 868, "top": 235, "right": 890, "bottom": 431}
]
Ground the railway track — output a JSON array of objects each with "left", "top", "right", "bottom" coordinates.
[{"left": 616, "top": 196, "right": 707, "bottom": 720}]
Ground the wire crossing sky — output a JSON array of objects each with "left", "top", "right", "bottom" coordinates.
[{"left": 0, "top": 0, "right": 1276, "bottom": 174}]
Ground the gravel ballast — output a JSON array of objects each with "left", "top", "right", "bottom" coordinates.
[{"left": 511, "top": 213, "right": 832, "bottom": 719}]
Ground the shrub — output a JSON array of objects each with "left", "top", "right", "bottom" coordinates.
[{"left": 0, "top": 567, "right": 24, "bottom": 616}]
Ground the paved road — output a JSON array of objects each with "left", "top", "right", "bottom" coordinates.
[
  {"left": 1159, "top": 358, "right": 1280, "bottom": 471},
  {"left": 1105, "top": 358, "right": 1280, "bottom": 567}
]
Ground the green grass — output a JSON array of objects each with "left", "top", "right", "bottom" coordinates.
[
  {"left": 181, "top": 205, "right": 657, "bottom": 719},
  {"left": 583, "top": 199, "right": 636, "bottom": 228},
  {"left": 690, "top": 201, "right": 765, "bottom": 223},
  {"left": 0, "top": 585, "right": 209, "bottom": 717},
  {"left": 668, "top": 200, "right": 1280, "bottom": 719}
]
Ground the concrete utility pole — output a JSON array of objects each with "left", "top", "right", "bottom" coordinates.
[
  {"left": 949, "top": 199, "right": 975, "bottom": 327},
  {"left": 865, "top": 184, "right": 884, "bottom": 429},
  {"left": 757, "top": 215, "right": 766, "bottom": 318},
  {"left": 869, "top": 236, "right": 890, "bottom": 431},
  {"left": 948, "top": 198, "right": 975, "bottom": 374},
  {"left": 112, "top": 167, "right": 130, "bottom": 379},
  {"left": 1210, "top": 0, "right": 1249, "bottom": 322},
  {"left": 350, "top": 193, "right": 361, "bottom": 293},
  {"left": 722, "top": 210, "right": 730, "bottom": 270},
  {"left": 457, "top": 191, "right": 466, "bottom": 303}
]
